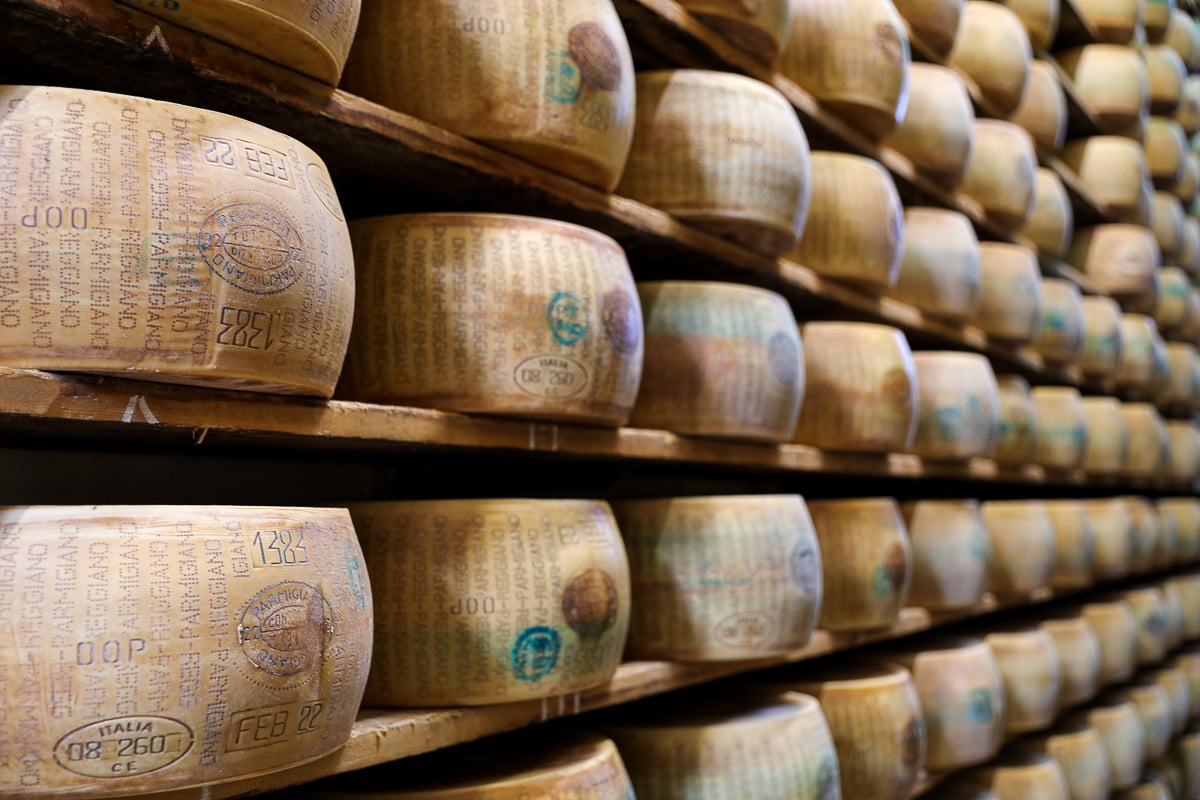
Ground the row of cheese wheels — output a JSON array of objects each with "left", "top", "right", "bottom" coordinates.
[{"left": 276, "top": 576, "right": 1200, "bottom": 800}]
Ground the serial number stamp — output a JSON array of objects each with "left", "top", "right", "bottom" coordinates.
[{"left": 54, "top": 716, "right": 193, "bottom": 779}]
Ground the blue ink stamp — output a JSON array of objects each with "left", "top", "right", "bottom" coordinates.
[
  {"left": 511, "top": 626, "right": 561, "bottom": 682},
  {"left": 967, "top": 687, "right": 994, "bottom": 724},
  {"left": 344, "top": 541, "right": 369, "bottom": 611},
  {"left": 547, "top": 291, "right": 588, "bottom": 346}
]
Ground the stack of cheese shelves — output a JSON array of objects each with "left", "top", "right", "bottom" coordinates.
[{"left": 3, "top": 0, "right": 1200, "bottom": 798}]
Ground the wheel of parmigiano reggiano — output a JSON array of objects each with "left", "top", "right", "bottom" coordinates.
[
  {"left": 890, "top": 208, "right": 982, "bottom": 321},
  {"left": 1179, "top": 217, "right": 1200, "bottom": 277},
  {"left": 1173, "top": 730, "right": 1200, "bottom": 798},
  {"left": 340, "top": 0, "right": 635, "bottom": 191},
  {"left": 0, "top": 85, "right": 355, "bottom": 397},
  {"left": 894, "top": 638, "right": 1007, "bottom": 770},
  {"left": 1116, "top": 316, "right": 1170, "bottom": 391},
  {"left": 603, "top": 693, "right": 842, "bottom": 800},
  {"left": 984, "top": 627, "right": 1062, "bottom": 733},
  {"left": 1034, "top": 278, "right": 1085, "bottom": 363},
  {"left": 1018, "top": 721, "right": 1111, "bottom": 800},
  {"left": 1146, "top": 117, "right": 1188, "bottom": 188},
  {"left": 349, "top": 499, "right": 630, "bottom": 707},
  {"left": 1080, "top": 296, "right": 1124, "bottom": 376},
  {"left": 910, "top": 351, "right": 1001, "bottom": 461},
  {"left": 1074, "top": 0, "right": 1144, "bottom": 42},
  {"left": 1150, "top": 194, "right": 1185, "bottom": 258},
  {"left": 961, "top": 120, "right": 1038, "bottom": 230},
  {"left": 1007, "top": 60, "right": 1068, "bottom": 151},
  {"left": 1169, "top": 575, "right": 1200, "bottom": 641},
  {"left": 892, "top": 0, "right": 964, "bottom": 58},
  {"left": 1080, "top": 696, "right": 1146, "bottom": 790},
  {"left": 948, "top": 2, "right": 1032, "bottom": 115},
  {"left": 1166, "top": 421, "right": 1200, "bottom": 481},
  {"left": 1111, "top": 585, "right": 1170, "bottom": 666},
  {"left": 1146, "top": 0, "right": 1173, "bottom": 39},
  {"left": 338, "top": 213, "right": 642, "bottom": 426},
  {"left": 618, "top": 70, "right": 811, "bottom": 257},
  {"left": 883, "top": 63, "right": 975, "bottom": 188},
  {"left": 1160, "top": 580, "right": 1186, "bottom": 647},
  {"left": 612, "top": 495, "right": 821, "bottom": 661},
  {"left": 792, "top": 322, "right": 919, "bottom": 453},
  {"left": 1159, "top": 343, "right": 1198, "bottom": 412},
  {"left": 976, "top": 243, "right": 1042, "bottom": 341},
  {"left": 1031, "top": 387, "right": 1087, "bottom": 469},
  {"left": 790, "top": 153, "right": 904, "bottom": 287},
  {"left": 1021, "top": 168, "right": 1074, "bottom": 259},
  {"left": 781, "top": 0, "right": 911, "bottom": 138},
  {"left": 807, "top": 499, "right": 911, "bottom": 631},
  {"left": 1147, "top": 45, "right": 1188, "bottom": 115},
  {"left": 999, "top": 0, "right": 1060, "bottom": 51},
  {"left": 677, "top": 0, "right": 796, "bottom": 64},
  {"left": 783, "top": 663, "right": 925, "bottom": 800},
  {"left": 1068, "top": 225, "right": 1161, "bottom": 299},
  {"left": 1124, "top": 498, "right": 1165, "bottom": 574},
  {"left": 1174, "top": 649, "right": 1200, "bottom": 715},
  {"left": 1043, "top": 500, "right": 1096, "bottom": 590},
  {"left": 1114, "top": 781, "right": 1171, "bottom": 800},
  {"left": 1121, "top": 404, "right": 1169, "bottom": 476},
  {"left": 964, "top": 752, "right": 1070, "bottom": 800},
  {"left": 1178, "top": 153, "right": 1200, "bottom": 204},
  {"left": 1179, "top": 75, "right": 1200, "bottom": 136},
  {"left": 1058, "top": 45, "right": 1150, "bottom": 129},
  {"left": 1155, "top": 268, "right": 1192, "bottom": 331},
  {"left": 901, "top": 499, "right": 989, "bottom": 611},
  {"left": 1166, "top": 8, "right": 1200, "bottom": 72},
  {"left": 1145, "top": 667, "right": 1191, "bottom": 735},
  {"left": 1039, "top": 614, "right": 1102, "bottom": 710},
  {"left": 1145, "top": 756, "right": 1185, "bottom": 800},
  {"left": 1118, "top": 681, "right": 1174, "bottom": 762},
  {"left": 1078, "top": 598, "right": 1139, "bottom": 684},
  {"left": 994, "top": 376, "right": 1037, "bottom": 464},
  {"left": 1083, "top": 497, "right": 1134, "bottom": 578},
  {"left": 1061, "top": 137, "right": 1150, "bottom": 221},
  {"left": 1162, "top": 506, "right": 1200, "bottom": 566},
  {"left": 981, "top": 500, "right": 1055, "bottom": 597},
  {"left": 0, "top": 505, "right": 372, "bottom": 798},
  {"left": 300, "top": 731, "right": 634, "bottom": 799},
  {"left": 630, "top": 281, "right": 802, "bottom": 442}
]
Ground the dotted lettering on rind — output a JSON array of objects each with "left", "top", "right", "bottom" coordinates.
[
  {"left": 197, "top": 202, "right": 305, "bottom": 295},
  {"left": 567, "top": 22, "right": 622, "bottom": 92},
  {"left": 510, "top": 626, "right": 562, "bottom": 682},
  {"left": 561, "top": 568, "right": 619, "bottom": 639}
]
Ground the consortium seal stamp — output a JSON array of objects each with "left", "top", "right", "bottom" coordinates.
[
  {"left": 511, "top": 626, "right": 562, "bottom": 682},
  {"left": 238, "top": 581, "right": 334, "bottom": 679},
  {"left": 198, "top": 202, "right": 305, "bottom": 295}
]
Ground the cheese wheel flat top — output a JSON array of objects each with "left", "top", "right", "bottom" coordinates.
[
  {"left": 0, "top": 505, "right": 372, "bottom": 798},
  {"left": 0, "top": 85, "right": 355, "bottom": 397},
  {"left": 678, "top": 0, "right": 796, "bottom": 63},
  {"left": 1034, "top": 278, "right": 1085, "bottom": 363},
  {"left": 994, "top": 375, "right": 1037, "bottom": 464},
  {"left": 1007, "top": 60, "right": 1067, "bottom": 151}
]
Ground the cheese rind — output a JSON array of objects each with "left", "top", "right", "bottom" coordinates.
[{"left": 901, "top": 499, "right": 989, "bottom": 611}]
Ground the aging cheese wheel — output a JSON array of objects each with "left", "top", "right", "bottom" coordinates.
[
  {"left": 893, "top": 0, "right": 964, "bottom": 57},
  {"left": 1179, "top": 216, "right": 1200, "bottom": 277},
  {"left": 790, "top": 152, "right": 904, "bottom": 287},
  {"left": 785, "top": 663, "right": 925, "bottom": 800},
  {"left": 1124, "top": 497, "right": 1165, "bottom": 573},
  {"left": 981, "top": 500, "right": 1055, "bottom": 596},
  {"left": 1144, "top": 757, "right": 1185, "bottom": 800},
  {"left": 1174, "top": 650, "right": 1200, "bottom": 718},
  {"left": 1112, "top": 585, "right": 1170, "bottom": 665},
  {"left": 961, "top": 120, "right": 1038, "bottom": 230},
  {"left": 1039, "top": 614, "right": 1102, "bottom": 710},
  {"left": 1043, "top": 501, "right": 1095, "bottom": 590},
  {"left": 1030, "top": 387, "right": 1086, "bottom": 469},
  {"left": 995, "top": 376, "right": 1038, "bottom": 464},
  {"left": 1083, "top": 498, "right": 1134, "bottom": 578},
  {"left": 999, "top": 0, "right": 1060, "bottom": 51},
  {"left": 792, "top": 322, "right": 919, "bottom": 453},
  {"left": 1121, "top": 404, "right": 1169, "bottom": 476},
  {"left": 1173, "top": 730, "right": 1200, "bottom": 799},
  {"left": 1150, "top": 194, "right": 1185, "bottom": 258},
  {"left": 963, "top": 754, "right": 1070, "bottom": 800},
  {"left": 339, "top": 213, "right": 642, "bottom": 426},
  {"left": 948, "top": 2, "right": 1033, "bottom": 115},
  {"left": 1116, "top": 315, "right": 1169, "bottom": 391},
  {"left": 612, "top": 495, "right": 821, "bottom": 661},
  {"left": 1146, "top": 45, "right": 1187, "bottom": 115},
  {"left": 1058, "top": 44, "right": 1150, "bottom": 129},
  {"left": 1154, "top": 267, "right": 1192, "bottom": 330},
  {"left": 910, "top": 351, "right": 1001, "bottom": 461},
  {"left": 604, "top": 693, "right": 842, "bottom": 800},
  {"left": 985, "top": 627, "right": 1062, "bottom": 733},
  {"left": 1019, "top": 722, "right": 1111, "bottom": 800},
  {"left": 0, "top": 505, "right": 372, "bottom": 798},
  {"left": 883, "top": 63, "right": 975, "bottom": 187},
  {"left": 1177, "top": 76, "right": 1200, "bottom": 137},
  {"left": 1159, "top": 580, "right": 1185, "bottom": 645},
  {"left": 1166, "top": 8, "right": 1200, "bottom": 72},
  {"left": 1079, "top": 296, "right": 1124, "bottom": 375},
  {"left": 781, "top": 0, "right": 911, "bottom": 138},
  {"left": 1067, "top": 225, "right": 1161, "bottom": 299},
  {"left": 894, "top": 638, "right": 1007, "bottom": 770},
  {"left": 807, "top": 498, "right": 911, "bottom": 631},
  {"left": 1081, "top": 397, "right": 1129, "bottom": 475},
  {"left": 1061, "top": 137, "right": 1150, "bottom": 221},
  {"left": 350, "top": 499, "right": 630, "bottom": 707},
  {"left": 678, "top": 0, "right": 796, "bottom": 63},
  {"left": 630, "top": 281, "right": 802, "bottom": 442},
  {"left": 127, "top": 0, "right": 360, "bottom": 85},
  {"left": 1145, "top": 0, "right": 1172, "bottom": 39},
  {"left": 1074, "top": 0, "right": 1144, "bottom": 42},
  {"left": 890, "top": 208, "right": 982, "bottom": 320},
  {"left": 1144, "top": 667, "right": 1191, "bottom": 735},
  {"left": 1162, "top": 505, "right": 1200, "bottom": 566},
  {"left": 1146, "top": 117, "right": 1188, "bottom": 187},
  {"left": 1113, "top": 780, "right": 1171, "bottom": 800},
  {"left": 1021, "top": 168, "right": 1074, "bottom": 259},
  {"left": 1166, "top": 421, "right": 1200, "bottom": 481},
  {"left": 1159, "top": 341, "right": 1198, "bottom": 407},
  {"left": 1008, "top": 60, "right": 1068, "bottom": 151},
  {"left": 619, "top": 70, "right": 811, "bottom": 257},
  {"left": 901, "top": 499, "right": 989, "bottom": 610},
  {"left": 1033, "top": 278, "right": 1085, "bottom": 363},
  {"left": 1118, "top": 681, "right": 1174, "bottom": 761},
  {"left": 1177, "top": 152, "right": 1200, "bottom": 204},
  {"left": 1081, "top": 696, "right": 1146, "bottom": 790},
  {"left": 1078, "top": 599, "right": 1139, "bottom": 684},
  {"left": 301, "top": 731, "right": 634, "bottom": 799},
  {"left": 0, "top": 85, "right": 354, "bottom": 397},
  {"left": 341, "top": 0, "right": 635, "bottom": 191},
  {"left": 976, "top": 243, "right": 1042, "bottom": 341}
]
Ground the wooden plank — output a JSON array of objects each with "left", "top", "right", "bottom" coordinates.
[
  {"left": 1041, "top": 152, "right": 1109, "bottom": 226},
  {"left": 1040, "top": 52, "right": 1105, "bottom": 139}
]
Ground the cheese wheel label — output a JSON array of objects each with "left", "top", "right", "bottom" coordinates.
[{"left": 0, "top": 85, "right": 354, "bottom": 397}]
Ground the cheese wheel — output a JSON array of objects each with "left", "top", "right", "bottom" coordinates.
[
  {"left": 1147, "top": 45, "right": 1187, "bottom": 115},
  {"left": 1112, "top": 585, "right": 1170, "bottom": 665},
  {"left": 1033, "top": 278, "right": 1085, "bottom": 363},
  {"left": 1155, "top": 267, "right": 1192, "bottom": 330},
  {"left": 1031, "top": 387, "right": 1086, "bottom": 469},
  {"left": 792, "top": 322, "right": 919, "bottom": 452},
  {"left": 1081, "top": 696, "right": 1146, "bottom": 790},
  {"left": 1175, "top": 287, "right": 1200, "bottom": 345},
  {"left": 910, "top": 351, "right": 1001, "bottom": 460},
  {"left": 1165, "top": 420, "right": 1200, "bottom": 481},
  {"left": 341, "top": 0, "right": 635, "bottom": 191},
  {"left": 1165, "top": 8, "right": 1200, "bottom": 70},
  {"left": 791, "top": 152, "right": 904, "bottom": 287},
  {"left": 1146, "top": 117, "right": 1188, "bottom": 187},
  {"left": 1145, "top": 0, "right": 1172, "bottom": 39},
  {"left": 350, "top": 499, "right": 630, "bottom": 707},
  {"left": 1061, "top": 137, "right": 1150, "bottom": 221},
  {"left": 1123, "top": 496, "right": 1165, "bottom": 573},
  {"left": 1019, "top": 722, "right": 1111, "bottom": 800},
  {"left": 1043, "top": 501, "right": 1095, "bottom": 590},
  {"left": 1159, "top": 579, "right": 1186, "bottom": 646},
  {"left": 1145, "top": 666, "right": 1191, "bottom": 735},
  {"left": 901, "top": 499, "right": 988, "bottom": 611},
  {"left": 1113, "top": 781, "right": 1171, "bottom": 800},
  {"left": 1159, "top": 341, "right": 1197, "bottom": 405},
  {"left": 1169, "top": 650, "right": 1200, "bottom": 716},
  {"left": 807, "top": 498, "right": 910, "bottom": 631},
  {"left": 781, "top": 0, "right": 911, "bottom": 138},
  {"left": 340, "top": 213, "right": 642, "bottom": 426},
  {"left": 998, "top": 0, "right": 1060, "bottom": 51},
  {"left": 1067, "top": 225, "right": 1160, "bottom": 298},
  {"left": 0, "top": 85, "right": 354, "bottom": 397},
  {"left": 784, "top": 663, "right": 925, "bottom": 800},
  {"left": 1144, "top": 756, "right": 1185, "bottom": 800},
  {"left": 1021, "top": 168, "right": 1074, "bottom": 259},
  {"left": 678, "top": 0, "right": 796, "bottom": 63},
  {"left": 613, "top": 495, "right": 821, "bottom": 661},
  {"left": 994, "top": 376, "right": 1038, "bottom": 464},
  {"left": 127, "top": 0, "right": 359, "bottom": 84},
  {"left": 1173, "top": 730, "right": 1200, "bottom": 799},
  {"left": 893, "top": 0, "right": 965, "bottom": 57},
  {"left": 961, "top": 120, "right": 1038, "bottom": 230},
  {"left": 619, "top": 70, "right": 811, "bottom": 257},
  {"left": 1161, "top": 503, "right": 1200, "bottom": 566},
  {"left": 1078, "top": 598, "right": 1139, "bottom": 684},
  {"left": 301, "top": 731, "right": 634, "bottom": 799},
  {"left": 1179, "top": 216, "right": 1200, "bottom": 277},
  {"left": 1117, "top": 681, "right": 1174, "bottom": 761},
  {"left": 985, "top": 627, "right": 1062, "bottom": 733},
  {"left": 1079, "top": 296, "right": 1124, "bottom": 375},
  {"left": 890, "top": 208, "right": 982, "bottom": 320},
  {"left": 1177, "top": 152, "right": 1200, "bottom": 204},
  {"left": 1116, "top": 315, "right": 1169, "bottom": 391},
  {"left": 1080, "top": 397, "right": 1130, "bottom": 475},
  {"left": 1058, "top": 44, "right": 1150, "bottom": 129},
  {"left": 1177, "top": 76, "right": 1200, "bottom": 137},
  {"left": 629, "top": 281, "right": 803, "bottom": 442},
  {"left": 981, "top": 500, "right": 1055, "bottom": 596},
  {"left": 894, "top": 638, "right": 1007, "bottom": 770},
  {"left": 976, "top": 243, "right": 1042, "bottom": 341},
  {"left": 604, "top": 693, "right": 842, "bottom": 800},
  {"left": 883, "top": 63, "right": 975, "bottom": 187},
  {"left": 1074, "top": 0, "right": 1144, "bottom": 42},
  {"left": 1121, "top": 404, "right": 1169, "bottom": 476},
  {"left": 964, "top": 752, "right": 1070, "bottom": 800},
  {"left": 1039, "top": 614, "right": 1102, "bottom": 709},
  {"left": 1150, "top": 194, "right": 1185, "bottom": 258},
  {"left": 0, "top": 505, "right": 371, "bottom": 798},
  {"left": 1123, "top": 260, "right": 1161, "bottom": 318},
  {"left": 1008, "top": 60, "right": 1068, "bottom": 151},
  {"left": 1083, "top": 498, "right": 1134, "bottom": 578},
  {"left": 949, "top": 2, "right": 1033, "bottom": 115}
]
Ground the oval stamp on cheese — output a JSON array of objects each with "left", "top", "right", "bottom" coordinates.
[
  {"left": 53, "top": 716, "right": 194, "bottom": 779},
  {"left": 511, "top": 626, "right": 562, "bottom": 682},
  {"left": 547, "top": 291, "right": 589, "bottom": 346},
  {"left": 238, "top": 581, "right": 333, "bottom": 680},
  {"left": 199, "top": 202, "right": 305, "bottom": 295}
]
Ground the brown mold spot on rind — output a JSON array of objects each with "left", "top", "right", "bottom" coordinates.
[
  {"left": 568, "top": 22, "right": 622, "bottom": 91},
  {"left": 562, "top": 568, "right": 619, "bottom": 638},
  {"left": 901, "top": 715, "right": 926, "bottom": 770}
]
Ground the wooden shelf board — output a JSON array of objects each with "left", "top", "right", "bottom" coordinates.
[
  {"left": 1056, "top": 0, "right": 1102, "bottom": 49},
  {"left": 1041, "top": 152, "right": 1110, "bottom": 226}
]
